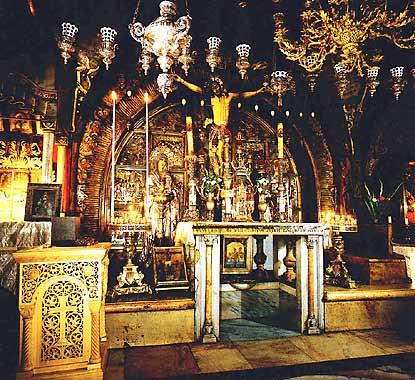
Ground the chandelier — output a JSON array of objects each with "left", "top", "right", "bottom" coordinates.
[
  {"left": 57, "top": 23, "right": 117, "bottom": 70},
  {"left": 206, "top": 39, "right": 253, "bottom": 80},
  {"left": 264, "top": 70, "right": 296, "bottom": 107},
  {"left": 129, "top": 0, "right": 193, "bottom": 97},
  {"left": 273, "top": 0, "right": 415, "bottom": 98}
]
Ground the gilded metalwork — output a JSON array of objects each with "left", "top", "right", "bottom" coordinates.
[
  {"left": 41, "top": 280, "right": 84, "bottom": 362},
  {"left": 72, "top": 51, "right": 100, "bottom": 132},
  {"left": 41, "top": 120, "right": 56, "bottom": 132},
  {"left": 77, "top": 119, "right": 103, "bottom": 184},
  {"left": 113, "top": 233, "right": 152, "bottom": 295},
  {"left": 118, "top": 133, "right": 146, "bottom": 167},
  {"left": 325, "top": 232, "right": 357, "bottom": 288},
  {"left": 274, "top": 1, "right": 415, "bottom": 76},
  {"left": 152, "top": 134, "right": 185, "bottom": 169},
  {"left": 0, "top": 140, "right": 41, "bottom": 169},
  {"left": 55, "top": 136, "right": 69, "bottom": 147},
  {"left": 21, "top": 261, "right": 100, "bottom": 304}
]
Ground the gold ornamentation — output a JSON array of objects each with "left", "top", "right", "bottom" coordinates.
[
  {"left": 55, "top": 136, "right": 69, "bottom": 146},
  {"left": 21, "top": 261, "right": 100, "bottom": 304},
  {"left": 72, "top": 51, "right": 100, "bottom": 132},
  {"left": 0, "top": 140, "right": 41, "bottom": 169},
  {"left": 82, "top": 264, "right": 95, "bottom": 277},
  {"left": 274, "top": 1, "right": 415, "bottom": 76},
  {"left": 41, "top": 280, "right": 84, "bottom": 362},
  {"left": 77, "top": 119, "right": 102, "bottom": 184},
  {"left": 27, "top": 267, "right": 40, "bottom": 281},
  {"left": 41, "top": 121, "right": 56, "bottom": 132}
]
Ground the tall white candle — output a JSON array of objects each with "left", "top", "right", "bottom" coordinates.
[
  {"left": 277, "top": 122, "right": 284, "bottom": 159},
  {"left": 186, "top": 116, "right": 194, "bottom": 155},
  {"left": 111, "top": 91, "right": 117, "bottom": 224}
]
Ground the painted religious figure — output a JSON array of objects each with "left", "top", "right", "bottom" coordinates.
[
  {"left": 34, "top": 191, "right": 54, "bottom": 217},
  {"left": 222, "top": 237, "right": 252, "bottom": 274},
  {"left": 148, "top": 152, "right": 180, "bottom": 245}
]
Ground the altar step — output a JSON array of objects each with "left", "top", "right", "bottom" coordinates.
[
  {"left": 324, "top": 284, "right": 415, "bottom": 332},
  {"left": 105, "top": 298, "right": 195, "bottom": 349},
  {"left": 343, "top": 253, "right": 409, "bottom": 285}
]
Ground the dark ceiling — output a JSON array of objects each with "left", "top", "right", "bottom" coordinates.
[
  {"left": 1, "top": 0, "right": 282, "bottom": 71},
  {"left": 2, "top": 0, "right": 413, "bottom": 79}
]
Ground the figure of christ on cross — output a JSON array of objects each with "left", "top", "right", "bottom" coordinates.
[{"left": 174, "top": 74, "right": 266, "bottom": 175}]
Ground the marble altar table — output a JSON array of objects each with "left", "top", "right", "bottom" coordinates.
[{"left": 175, "top": 222, "right": 328, "bottom": 342}]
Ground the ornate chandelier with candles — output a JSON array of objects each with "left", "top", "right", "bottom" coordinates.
[
  {"left": 129, "top": 0, "right": 193, "bottom": 98},
  {"left": 273, "top": 0, "right": 415, "bottom": 99}
]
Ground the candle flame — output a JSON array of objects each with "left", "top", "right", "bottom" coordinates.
[
  {"left": 111, "top": 91, "right": 117, "bottom": 101},
  {"left": 144, "top": 92, "right": 149, "bottom": 103}
]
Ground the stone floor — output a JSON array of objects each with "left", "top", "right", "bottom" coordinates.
[{"left": 105, "top": 328, "right": 415, "bottom": 380}]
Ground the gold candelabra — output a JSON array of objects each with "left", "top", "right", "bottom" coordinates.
[{"left": 274, "top": 0, "right": 415, "bottom": 77}]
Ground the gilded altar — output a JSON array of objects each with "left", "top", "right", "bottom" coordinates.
[{"left": 13, "top": 243, "right": 111, "bottom": 380}]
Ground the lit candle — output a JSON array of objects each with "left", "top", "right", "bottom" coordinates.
[
  {"left": 277, "top": 122, "right": 284, "bottom": 159},
  {"left": 111, "top": 90, "right": 117, "bottom": 224},
  {"left": 186, "top": 116, "right": 194, "bottom": 155}
]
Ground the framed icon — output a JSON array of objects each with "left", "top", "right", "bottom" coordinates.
[
  {"left": 153, "top": 246, "right": 189, "bottom": 290},
  {"left": 222, "top": 236, "right": 253, "bottom": 275},
  {"left": 24, "top": 183, "right": 62, "bottom": 221}
]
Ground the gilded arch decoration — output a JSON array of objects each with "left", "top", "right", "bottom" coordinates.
[{"left": 76, "top": 79, "right": 334, "bottom": 237}]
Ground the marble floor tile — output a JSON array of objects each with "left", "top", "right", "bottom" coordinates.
[
  {"left": 235, "top": 338, "right": 315, "bottom": 368},
  {"left": 220, "top": 318, "right": 300, "bottom": 342},
  {"left": 288, "top": 332, "right": 389, "bottom": 362},
  {"left": 105, "top": 349, "right": 125, "bottom": 380},
  {"left": 350, "top": 329, "right": 415, "bottom": 355},
  {"left": 190, "top": 341, "right": 253, "bottom": 373},
  {"left": 125, "top": 344, "right": 199, "bottom": 380}
]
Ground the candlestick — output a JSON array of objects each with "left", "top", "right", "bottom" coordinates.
[{"left": 111, "top": 90, "right": 117, "bottom": 224}]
